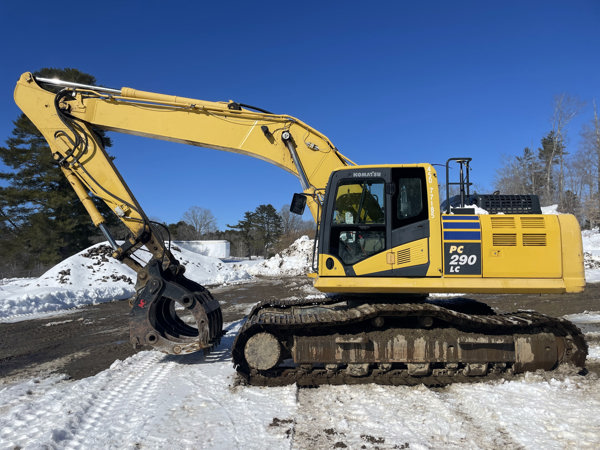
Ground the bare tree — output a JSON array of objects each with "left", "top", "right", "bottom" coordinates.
[
  {"left": 182, "top": 206, "right": 217, "bottom": 239},
  {"left": 275, "top": 204, "right": 315, "bottom": 252},
  {"left": 494, "top": 152, "right": 539, "bottom": 195},
  {"left": 565, "top": 148, "right": 595, "bottom": 200},
  {"left": 579, "top": 100, "right": 600, "bottom": 226},
  {"left": 280, "top": 205, "right": 304, "bottom": 235},
  {"left": 550, "top": 94, "right": 584, "bottom": 204}
]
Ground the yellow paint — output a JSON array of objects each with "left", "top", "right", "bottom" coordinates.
[
  {"left": 318, "top": 254, "right": 347, "bottom": 276},
  {"left": 479, "top": 215, "right": 561, "bottom": 278},
  {"left": 314, "top": 275, "right": 582, "bottom": 294}
]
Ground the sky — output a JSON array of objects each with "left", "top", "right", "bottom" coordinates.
[{"left": 1, "top": 1, "right": 599, "bottom": 229}]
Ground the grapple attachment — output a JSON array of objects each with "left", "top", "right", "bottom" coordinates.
[{"left": 129, "top": 260, "right": 223, "bottom": 354}]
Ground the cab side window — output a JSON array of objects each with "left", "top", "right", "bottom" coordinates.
[
  {"left": 397, "top": 177, "right": 423, "bottom": 219},
  {"left": 392, "top": 168, "right": 428, "bottom": 229}
]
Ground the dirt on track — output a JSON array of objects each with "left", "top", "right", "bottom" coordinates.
[{"left": 0, "top": 277, "right": 598, "bottom": 384}]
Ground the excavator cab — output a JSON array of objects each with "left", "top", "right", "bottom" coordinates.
[{"left": 317, "top": 165, "right": 434, "bottom": 279}]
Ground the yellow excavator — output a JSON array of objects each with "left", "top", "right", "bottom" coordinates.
[{"left": 13, "top": 72, "right": 587, "bottom": 385}]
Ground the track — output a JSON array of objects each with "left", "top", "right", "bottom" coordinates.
[{"left": 232, "top": 296, "right": 588, "bottom": 386}]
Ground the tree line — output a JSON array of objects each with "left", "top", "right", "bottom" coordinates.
[
  {"left": 494, "top": 95, "right": 600, "bottom": 227},
  {"left": 0, "top": 68, "right": 314, "bottom": 278},
  {"left": 167, "top": 203, "right": 314, "bottom": 259}
]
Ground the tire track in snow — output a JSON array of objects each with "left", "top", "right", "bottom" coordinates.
[
  {"left": 0, "top": 351, "right": 175, "bottom": 449},
  {"left": 64, "top": 351, "right": 175, "bottom": 449}
]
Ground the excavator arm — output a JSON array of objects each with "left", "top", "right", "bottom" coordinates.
[{"left": 13, "top": 72, "right": 352, "bottom": 354}]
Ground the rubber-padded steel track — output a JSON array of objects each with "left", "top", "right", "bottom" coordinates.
[{"left": 232, "top": 296, "right": 588, "bottom": 386}]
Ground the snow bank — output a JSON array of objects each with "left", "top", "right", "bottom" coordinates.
[
  {"left": 234, "top": 235, "right": 315, "bottom": 276},
  {"left": 0, "top": 236, "right": 314, "bottom": 322},
  {"left": 582, "top": 229, "right": 600, "bottom": 283},
  {"left": 0, "top": 242, "right": 252, "bottom": 322}
]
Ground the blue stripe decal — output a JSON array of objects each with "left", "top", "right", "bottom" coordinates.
[
  {"left": 442, "top": 222, "right": 481, "bottom": 229},
  {"left": 444, "top": 231, "right": 481, "bottom": 240},
  {"left": 442, "top": 215, "right": 480, "bottom": 221}
]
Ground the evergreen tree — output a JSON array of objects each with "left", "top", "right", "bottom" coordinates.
[
  {"left": 168, "top": 220, "right": 196, "bottom": 240},
  {"left": 252, "top": 204, "right": 283, "bottom": 257},
  {"left": 538, "top": 131, "right": 563, "bottom": 204},
  {"left": 227, "top": 204, "right": 283, "bottom": 258},
  {"left": 227, "top": 211, "right": 256, "bottom": 258},
  {"left": 0, "top": 68, "right": 115, "bottom": 276}
]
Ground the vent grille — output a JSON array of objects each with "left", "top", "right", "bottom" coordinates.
[
  {"left": 523, "top": 233, "right": 547, "bottom": 246},
  {"left": 491, "top": 217, "right": 516, "bottom": 228},
  {"left": 520, "top": 217, "right": 545, "bottom": 228},
  {"left": 397, "top": 248, "right": 411, "bottom": 265},
  {"left": 493, "top": 233, "right": 517, "bottom": 246}
]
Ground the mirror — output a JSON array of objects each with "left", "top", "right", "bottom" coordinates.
[{"left": 290, "top": 193, "right": 307, "bottom": 215}]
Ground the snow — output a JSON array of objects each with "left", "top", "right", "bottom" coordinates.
[
  {"left": 0, "top": 242, "right": 254, "bottom": 322},
  {"left": 174, "top": 240, "right": 230, "bottom": 258},
  {"left": 1, "top": 233, "right": 600, "bottom": 448},
  {"left": 541, "top": 204, "right": 559, "bottom": 214},
  {"left": 233, "top": 235, "right": 315, "bottom": 277},
  {"left": 582, "top": 229, "right": 600, "bottom": 283},
  {"left": 1, "top": 320, "right": 599, "bottom": 449}
]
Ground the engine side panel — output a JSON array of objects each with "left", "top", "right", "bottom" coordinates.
[{"left": 479, "top": 214, "right": 562, "bottom": 278}]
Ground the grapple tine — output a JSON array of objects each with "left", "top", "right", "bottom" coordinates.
[{"left": 129, "top": 259, "right": 223, "bottom": 355}]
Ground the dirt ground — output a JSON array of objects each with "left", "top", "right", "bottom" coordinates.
[{"left": 1, "top": 277, "right": 598, "bottom": 383}]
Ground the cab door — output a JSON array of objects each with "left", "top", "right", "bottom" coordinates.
[{"left": 387, "top": 167, "right": 431, "bottom": 276}]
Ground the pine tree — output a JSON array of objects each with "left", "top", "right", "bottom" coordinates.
[
  {"left": 538, "top": 131, "right": 563, "bottom": 204},
  {"left": 227, "top": 211, "right": 256, "bottom": 258},
  {"left": 0, "top": 68, "right": 115, "bottom": 276},
  {"left": 252, "top": 204, "right": 283, "bottom": 257},
  {"left": 227, "top": 204, "right": 283, "bottom": 258}
]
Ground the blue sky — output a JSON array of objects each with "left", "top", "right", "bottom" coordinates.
[{"left": 1, "top": 1, "right": 598, "bottom": 229}]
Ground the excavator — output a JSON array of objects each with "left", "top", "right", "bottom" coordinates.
[{"left": 13, "top": 72, "right": 587, "bottom": 386}]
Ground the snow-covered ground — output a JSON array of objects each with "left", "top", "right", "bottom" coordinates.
[
  {"left": 1, "top": 233, "right": 600, "bottom": 448},
  {"left": 1, "top": 318, "right": 599, "bottom": 449}
]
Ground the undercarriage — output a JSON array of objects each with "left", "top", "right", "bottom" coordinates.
[{"left": 232, "top": 296, "right": 588, "bottom": 386}]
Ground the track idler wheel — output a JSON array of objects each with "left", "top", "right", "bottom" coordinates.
[
  {"left": 244, "top": 332, "right": 281, "bottom": 371},
  {"left": 129, "top": 259, "right": 223, "bottom": 355}
]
